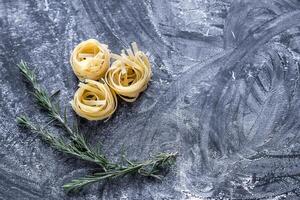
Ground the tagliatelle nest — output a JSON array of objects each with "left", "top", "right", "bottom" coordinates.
[
  {"left": 70, "top": 39, "right": 110, "bottom": 80},
  {"left": 105, "top": 42, "right": 152, "bottom": 102},
  {"left": 70, "top": 79, "right": 117, "bottom": 121}
]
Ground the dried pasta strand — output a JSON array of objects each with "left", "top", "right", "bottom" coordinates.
[
  {"left": 105, "top": 42, "right": 152, "bottom": 102},
  {"left": 70, "top": 79, "right": 117, "bottom": 121},
  {"left": 70, "top": 39, "right": 110, "bottom": 80}
]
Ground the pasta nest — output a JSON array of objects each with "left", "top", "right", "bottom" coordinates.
[
  {"left": 70, "top": 39, "right": 110, "bottom": 80},
  {"left": 105, "top": 42, "right": 152, "bottom": 102},
  {"left": 71, "top": 79, "right": 117, "bottom": 121}
]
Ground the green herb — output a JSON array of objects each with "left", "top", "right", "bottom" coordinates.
[
  {"left": 16, "top": 61, "right": 177, "bottom": 192},
  {"left": 63, "top": 152, "right": 177, "bottom": 192},
  {"left": 18, "top": 61, "right": 111, "bottom": 169},
  {"left": 16, "top": 115, "right": 112, "bottom": 169}
]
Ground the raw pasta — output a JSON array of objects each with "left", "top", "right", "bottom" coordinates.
[
  {"left": 105, "top": 42, "right": 152, "bottom": 102},
  {"left": 71, "top": 79, "right": 117, "bottom": 121},
  {"left": 70, "top": 39, "right": 110, "bottom": 80}
]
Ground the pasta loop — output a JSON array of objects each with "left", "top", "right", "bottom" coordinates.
[
  {"left": 105, "top": 42, "right": 152, "bottom": 102},
  {"left": 70, "top": 39, "right": 110, "bottom": 80},
  {"left": 71, "top": 79, "right": 117, "bottom": 121}
]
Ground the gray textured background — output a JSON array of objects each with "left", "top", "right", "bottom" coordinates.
[{"left": 1, "top": 0, "right": 300, "bottom": 199}]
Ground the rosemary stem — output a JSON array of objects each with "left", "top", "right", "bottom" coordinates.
[{"left": 54, "top": 114, "right": 74, "bottom": 137}]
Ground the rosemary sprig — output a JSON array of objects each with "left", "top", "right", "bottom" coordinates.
[
  {"left": 18, "top": 61, "right": 111, "bottom": 169},
  {"left": 16, "top": 61, "right": 177, "bottom": 192},
  {"left": 63, "top": 152, "right": 177, "bottom": 192},
  {"left": 16, "top": 115, "right": 112, "bottom": 168},
  {"left": 18, "top": 60, "right": 73, "bottom": 135}
]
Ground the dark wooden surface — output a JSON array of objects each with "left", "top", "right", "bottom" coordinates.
[{"left": 1, "top": 0, "right": 300, "bottom": 199}]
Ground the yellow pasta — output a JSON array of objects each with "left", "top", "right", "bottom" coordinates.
[
  {"left": 71, "top": 79, "right": 117, "bottom": 121},
  {"left": 70, "top": 39, "right": 110, "bottom": 80},
  {"left": 105, "top": 42, "right": 152, "bottom": 102}
]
